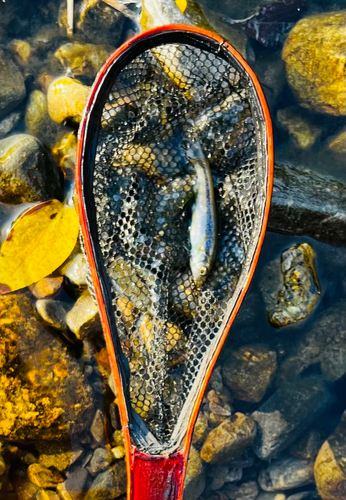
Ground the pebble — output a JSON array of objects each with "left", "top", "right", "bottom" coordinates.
[
  {"left": 283, "top": 11, "right": 346, "bottom": 116},
  {"left": 0, "top": 110, "right": 22, "bottom": 139},
  {"left": 327, "top": 127, "right": 346, "bottom": 155},
  {"left": 65, "top": 468, "right": 90, "bottom": 500},
  {"left": 257, "top": 494, "right": 286, "bottom": 500},
  {"left": 192, "top": 413, "right": 209, "bottom": 445},
  {"left": 66, "top": 290, "right": 101, "bottom": 339},
  {"left": 7, "top": 39, "right": 31, "bottom": 65},
  {"left": 54, "top": 42, "right": 111, "bottom": 79},
  {"left": 224, "top": 481, "right": 259, "bottom": 500},
  {"left": 47, "top": 77, "right": 90, "bottom": 124},
  {"left": 27, "top": 463, "right": 64, "bottom": 488},
  {"left": 290, "top": 429, "right": 323, "bottom": 461},
  {"left": 184, "top": 446, "right": 206, "bottom": 500},
  {"left": 258, "top": 456, "right": 315, "bottom": 491},
  {"left": 252, "top": 376, "right": 334, "bottom": 460},
  {"left": 0, "top": 134, "right": 62, "bottom": 203},
  {"left": 25, "top": 90, "right": 62, "bottom": 147},
  {"left": 276, "top": 107, "right": 322, "bottom": 150},
  {"left": 30, "top": 276, "right": 63, "bottom": 299},
  {"left": 36, "top": 299, "right": 68, "bottom": 330},
  {"left": 222, "top": 345, "right": 277, "bottom": 403},
  {"left": 51, "top": 131, "right": 77, "bottom": 171},
  {"left": 84, "top": 460, "right": 127, "bottom": 500},
  {"left": 225, "top": 467, "right": 243, "bottom": 483},
  {"left": 36, "top": 490, "right": 60, "bottom": 500},
  {"left": 110, "top": 446, "right": 125, "bottom": 460},
  {"left": 37, "top": 440, "right": 83, "bottom": 472},
  {"left": 90, "top": 409, "right": 105, "bottom": 445},
  {"left": 208, "top": 465, "right": 229, "bottom": 490},
  {"left": 200, "top": 413, "right": 256, "bottom": 464},
  {"left": 87, "top": 448, "right": 112, "bottom": 476},
  {"left": 314, "top": 412, "right": 346, "bottom": 500},
  {"left": 0, "top": 47, "right": 26, "bottom": 119},
  {"left": 61, "top": 253, "right": 88, "bottom": 287},
  {"left": 261, "top": 243, "right": 320, "bottom": 327}
]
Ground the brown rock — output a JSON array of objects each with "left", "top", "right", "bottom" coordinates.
[
  {"left": 30, "top": 277, "right": 63, "bottom": 299},
  {"left": 66, "top": 290, "right": 101, "bottom": 339},
  {"left": 184, "top": 446, "right": 205, "bottom": 500},
  {"left": 27, "top": 463, "right": 63, "bottom": 488}
]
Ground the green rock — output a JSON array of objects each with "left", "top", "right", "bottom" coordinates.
[
  {"left": 54, "top": 42, "right": 112, "bottom": 79},
  {"left": 0, "top": 134, "right": 62, "bottom": 204},
  {"left": 0, "top": 48, "right": 26, "bottom": 120},
  {"left": 283, "top": 11, "right": 346, "bottom": 116}
]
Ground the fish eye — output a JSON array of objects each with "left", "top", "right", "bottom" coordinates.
[{"left": 200, "top": 267, "right": 207, "bottom": 276}]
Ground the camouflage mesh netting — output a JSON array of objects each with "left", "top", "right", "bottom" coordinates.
[{"left": 81, "top": 33, "right": 269, "bottom": 454}]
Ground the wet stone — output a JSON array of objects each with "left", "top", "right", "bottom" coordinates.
[
  {"left": 0, "top": 134, "right": 62, "bottom": 204},
  {"left": 192, "top": 412, "right": 209, "bottom": 445},
  {"left": 65, "top": 468, "right": 90, "bottom": 500},
  {"left": 276, "top": 107, "right": 322, "bottom": 150},
  {"left": 184, "top": 446, "right": 205, "bottom": 500},
  {"left": 87, "top": 448, "right": 112, "bottom": 476},
  {"left": 66, "top": 290, "right": 101, "bottom": 340},
  {"left": 282, "top": 11, "right": 346, "bottom": 116},
  {"left": 223, "top": 481, "right": 259, "bottom": 500},
  {"left": 261, "top": 243, "right": 320, "bottom": 327},
  {"left": 200, "top": 413, "right": 256, "bottom": 464},
  {"left": 27, "top": 463, "right": 64, "bottom": 488},
  {"left": 37, "top": 439, "right": 83, "bottom": 472},
  {"left": 36, "top": 490, "right": 60, "bottom": 500},
  {"left": 90, "top": 409, "right": 105, "bottom": 445},
  {"left": 0, "top": 110, "right": 22, "bottom": 139},
  {"left": 12, "top": 465, "right": 41, "bottom": 500},
  {"left": 314, "top": 412, "right": 346, "bottom": 500},
  {"left": 0, "top": 294, "right": 94, "bottom": 441},
  {"left": 54, "top": 42, "right": 112, "bottom": 79},
  {"left": 110, "top": 446, "right": 125, "bottom": 460},
  {"left": 30, "top": 276, "right": 63, "bottom": 299},
  {"left": 25, "top": 90, "right": 63, "bottom": 147},
  {"left": 47, "top": 77, "right": 90, "bottom": 124},
  {"left": 36, "top": 299, "right": 68, "bottom": 331},
  {"left": 84, "top": 460, "right": 127, "bottom": 500},
  {"left": 252, "top": 376, "right": 333, "bottom": 461},
  {"left": 258, "top": 457, "right": 315, "bottom": 491},
  {"left": 208, "top": 465, "right": 229, "bottom": 490},
  {"left": 222, "top": 345, "right": 277, "bottom": 403},
  {"left": 61, "top": 253, "right": 88, "bottom": 287},
  {"left": 256, "top": 493, "right": 286, "bottom": 500},
  {"left": 0, "top": 47, "right": 26, "bottom": 120},
  {"left": 51, "top": 131, "right": 77, "bottom": 172},
  {"left": 289, "top": 429, "right": 324, "bottom": 461},
  {"left": 225, "top": 467, "right": 243, "bottom": 483},
  {"left": 327, "top": 127, "right": 346, "bottom": 156}
]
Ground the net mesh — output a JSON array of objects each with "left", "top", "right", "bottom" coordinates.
[{"left": 90, "top": 41, "right": 268, "bottom": 451}]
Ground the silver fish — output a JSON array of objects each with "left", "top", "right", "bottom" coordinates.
[{"left": 187, "top": 142, "right": 217, "bottom": 288}]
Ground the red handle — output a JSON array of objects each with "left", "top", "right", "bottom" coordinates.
[{"left": 130, "top": 447, "right": 186, "bottom": 500}]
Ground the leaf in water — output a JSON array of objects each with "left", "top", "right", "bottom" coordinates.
[{"left": 0, "top": 200, "right": 79, "bottom": 293}]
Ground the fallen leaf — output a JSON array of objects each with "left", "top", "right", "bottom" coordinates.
[{"left": 0, "top": 200, "right": 79, "bottom": 293}]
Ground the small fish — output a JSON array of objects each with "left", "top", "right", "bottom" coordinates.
[{"left": 187, "top": 142, "right": 217, "bottom": 289}]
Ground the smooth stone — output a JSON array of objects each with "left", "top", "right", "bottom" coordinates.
[
  {"left": 87, "top": 448, "right": 112, "bottom": 476},
  {"left": 36, "top": 490, "right": 60, "bottom": 500},
  {"left": 225, "top": 467, "right": 243, "bottom": 483},
  {"left": 84, "top": 460, "right": 127, "bottom": 500},
  {"left": 314, "top": 412, "right": 346, "bottom": 500},
  {"left": 36, "top": 299, "right": 68, "bottom": 330},
  {"left": 200, "top": 413, "right": 256, "bottom": 464},
  {"left": 268, "top": 162, "right": 346, "bottom": 247},
  {"left": 65, "top": 468, "right": 90, "bottom": 500},
  {"left": 280, "top": 304, "right": 346, "bottom": 382},
  {"left": 222, "top": 344, "right": 277, "bottom": 403},
  {"left": 0, "top": 134, "right": 62, "bottom": 203},
  {"left": 208, "top": 465, "right": 229, "bottom": 490},
  {"left": 61, "top": 253, "right": 88, "bottom": 287},
  {"left": 110, "top": 446, "right": 125, "bottom": 460},
  {"left": 47, "top": 77, "right": 90, "bottom": 124},
  {"left": 90, "top": 409, "right": 105, "bottom": 445},
  {"left": 0, "top": 110, "right": 22, "bottom": 139},
  {"left": 27, "top": 463, "right": 64, "bottom": 488},
  {"left": 0, "top": 47, "right": 26, "bottom": 119},
  {"left": 252, "top": 376, "right": 334, "bottom": 461},
  {"left": 25, "top": 90, "right": 63, "bottom": 147},
  {"left": 7, "top": 39, "right": 31, "bottom": 65},
  {"left": 282, "top": 11, "right": 346, "bottom": 116},
  {"left": 51, "top": 131, "right": 77, "bottom": 171},
  {"left": 0, "top": 294, "right": 94, "bottom": 441},
  {"left": 327, "top": 127, "right": 346, "bottom": 155},
  {"left": 66, "top": 290, "right": 101, "bottom": 339},
  {"left": 54, "top": 42, "right": 112, "bottom": 79},
  {"left": 30, "top": 277, "right": 63, "bottom": 299},
  {"left": 257, "top": 494, "right": 286, "bottom": 500},
  {"left": 192, "top": 412, "right": 209, "bottom": 445},
  {"left": 261, "top": 243, "right": 320, "bottom": 327},
  {"left": 37, "top": 439, "right": 83, "bottom": 472},
  {"left": 276, "top": 107, "right": 322, "bottom": 149},
  {"left": 224, "top": 481, "right": 259, "bottom": 500},
  {"left": 290, "top": 429, "right": 324, "bottom": 461},
  {"left": 259, "top": 457, "right": 315, "bottom": 491},
  {"left": 184, "top": 446, "right": 205, "bottom": 500},
  {"left": 11, "top": 465, "right": 41, "bottom": 500}
]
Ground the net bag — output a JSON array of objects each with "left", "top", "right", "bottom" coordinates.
[{"left": 76, "top": 25, "right": 273, "bottom": 500}]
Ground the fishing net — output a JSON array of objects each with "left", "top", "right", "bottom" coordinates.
[{"left": 79, "top": 29, "right": 270, "bottom": 454}]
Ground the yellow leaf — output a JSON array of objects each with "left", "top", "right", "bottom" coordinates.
[
  {"left": 0, "top": 200, "right": 79, "bottom": 294},
  {"left": 175, "top": 0, "right": 187, "bottom": 13}
]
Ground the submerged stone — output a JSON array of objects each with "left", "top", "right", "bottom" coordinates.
[
  {"left": 47, "top": 77, "right": 90, "bottom": 124},
  {"left": 259, "top": 456, "right": 315, "bottom": 491},
  {"left": 184, "top": 446, "right": 205, "bottom": 500},
  {"left": 283, "top": 11, "right": 346, "bottom": 116},
  {"left": 65, "top": 290, "right": 101, "bottom": 339},
  {"left": 25, "top": 90, "right": 63, "bottom": 147},
  {"left": 261, "top": 243, "right": 320, "bottom": 327},
  {"left": 37, "top": 439, "right": 83, "bottom": 472},
  {"left": 276, "top": 106, "right": 322, "bottom": 150},
  {"left": 27, "top": 463, "right": 64, "bottom": 488},
  {"left": 84, "top": 460, "right": 127, "bottom": 500},
  {"left": 54, "top": 42, "right": 112, "bottom": 79},
  {"left": 0, "top": 48, "right": 26, "bottom": 120},
  {"left": 327, "top": 127, "right": 346, "bottom": 156}
]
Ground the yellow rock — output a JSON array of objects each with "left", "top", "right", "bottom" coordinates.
[
  {"left": 283, "top": 11, "right": 346, "bottom": 116},
  {"left": 327, "top": 128, "right": 346, "bottom": 155},
  {"left": 47, "top": 77, "right": 90, "bottom": 124},
  {"left": 54, "top": 42, "right": 111, "bottom": 78},
  {"left": 8, "top": 39, "right": 31, "bottom": 65},
  {"left": 30, "top": 276, "right": 63, "bottom": 299}
]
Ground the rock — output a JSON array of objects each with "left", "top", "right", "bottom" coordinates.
[
  {"left": 36, "top": 490, "right": 60, "bottom": 500},
  {"left": 7, "top": 39, "right": 31, "bottom": 65},
  {"left": 192, "top": 412, "right": 209, "bottom": 445},
  {"left": 61, "top": 253, "right": 88, "bottom": 287},
  {"left": 84, "top": 460, "right": 127, "bottom": 500},
  {"left": 200, "top": 413, "right": 256, "bottom": 464},
  {"left": 51, "top": 131, "right": 77, "bottom": 171},
  {"left": 314, "top": 412, "right": 346, "bottom": 500},
  {"left": 225, "top": 467, "right": 243, "bottom": 483},
  {"left": 110, "top": 446, "right": 125, "bottom": 460},
  {"left": 47, "top": 77, "right": 90, "bottom": 124},
  {"left": 0, "top": 294, "right": 94, "bottom": 441},
  {"left": 252, "top": 49, "right": 286, "bottom": 107},
  {"left": 0, "top": 134, "right": 62, "bottom": 203},
  {"left": 208, "top": 465, "right": 229, "bottom": 490},
  {"left": 12, "top": 465, "right": 41, "bottom": 500},
  {"left": 184, "top": 446, "right": 205, "bottom": 500},
  {"left": 88, "top": 448, "right": 112, "bottom": 476},
  {"left": 222, "top": 345, "right": 277, "bottom": 403},
  {"left": 223, "top": 481, "right": 259, "bottom": 500},
  {"left": 290, "top": 429, "right": 324, "bottom": 461},
  {"left": 65, "top": 468, "right": 90, "bottom": 500},
  {"left": 259, "top": 457, "right": 315, "bottom": 491},
  {"left": 30, "top": 277, "right": 63, "bottom": 299},
  {"left": 0, "top": 454, "right": 5, "bottom": 475},
  {"left": 276, "top": 107, "right": 322, "bottom": 150},
  {"left": 0, "top": 48, "right": 26, "bottom": 120},
  {"left": 280, "top": 304, "right": 346, "bottom": 382},
  {"left": 327, "top": 127, "right": 346, "bottom": 156},
  {"left": 209, "top": 366, "right": 224, "bottom": 393},
  {"left": 37, "top": 439, "right": 83, "bottom": 472},
  {"left": 268, "top": 162, "right": 346, "bottom": 247},
  {"left": 0, "top": 110, "right": 22, "bottom": 139},
  {"left": 90, "top": 409, "right": 105, "bottom": 445},
  {"left": 27, "top": 463, "right": 64, "bottom": 488},
  {"left": 25, "top": 90, "right": 63, "bottom": 147},
  {"left": 36, "top": 299, "right": 68, "bottom": 330},
  {"left": 256, "top": 494, "right": 286, "bottom": 500},
  {"left": 261, "top": 243, "right": 320, "bottom": 327},
  {"left": 66, "top": 290, "right": 101, "bottom": 339},
  {"left": 282, "top": 11, "right": 346, "bottom": 116},
  {"left": 54, "top": 42, "right": 112, "bottom": 79},
  {"left": 252, "top": 376, "right": 334, "bottom": 461}
]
